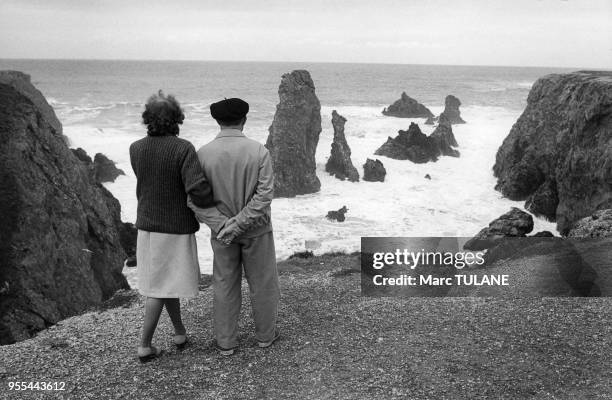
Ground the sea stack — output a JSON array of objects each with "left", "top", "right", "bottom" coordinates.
[
  {"left": 325, "top": 110, "right": 359, "bottom": 182},
  {"left": 0, "top": 71, "right": 130, "bottom": 344},
  {"left": 374, "top": 121, "right": 459, "bottom": 163},
  {"left": 266, "top": 70, "right": 322, "bottom": 197},
  {"left": 363, "top": 159, "right": 386, "bottom": 182},
  {"left": 438, "top": 95, "right": 466, "bottom": 124},
  {"left": 382, "top": 92, "right": 434, "bottom": 118},
  {"left": 493, "top": 71, "right": 612, "bottom": 234}
]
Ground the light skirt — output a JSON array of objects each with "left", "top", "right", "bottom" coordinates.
[{"left": 136, "top": 230, "right": 200, "bottom": 298}]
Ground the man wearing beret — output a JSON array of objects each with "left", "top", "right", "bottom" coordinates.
[{"left": 188, "top": 98, "right": 280, "bottom": 355}]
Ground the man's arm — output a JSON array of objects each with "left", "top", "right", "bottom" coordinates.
[
  {"left": 187, "top": 197, "right": 229, "bottom": 234},
  {"left": 232, "top": 145, "right": 274, "bottom": 231},
  {"left": 181, "top": 144, "right": 215, "bottom": 208}
]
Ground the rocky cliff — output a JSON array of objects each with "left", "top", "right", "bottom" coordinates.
[
  {"left": 0, "top": 71, "right": 129, "bottom": 345},
  {"left": 493, "top": 71, "right": 612, "bottom": 234},
  {"left": 266, "top": 70, "right": 322, "bottom": 197},
  {"left": 325, "top": 110, "right": 359, "bottom": 182},
  {"left": 382, "top": 92, "right": 434, "bottom": 118},
  {"left": 374, "top": 122, "right": 459, "bottom": 163}
]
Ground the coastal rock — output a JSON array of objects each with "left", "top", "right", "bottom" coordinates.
[
  {"left": 429, "top": 115, "right": 460, "bottom": 157},
  {"left": 567, "top": 209, "right": 612, "bottom": 239},
  {"left": 363, "top": 159, "right": 386, "bottom": 182},
  {"left": 93, "top": 153, "right": 125, "bottom": 183},
  {"left": 0, "top": 71, "right": 66, "bottom": 143},
  {"left": 382, "top": 92, "right": 434, "bottom": 118},
  {"left": 424, "top": 116, "right": 436, "bottom": 125},
  {"left": 464, "top": 208, "right": 534, "bottom": 250},
  {"left": 438, "top": 95, "right": 466, "bottom": 124},
  {"left": 71, "top": 147, "right": 92, "bottom": 163},
  {"left": 493, "top": 71, "right": 612, "bottom": 234},
  {"left": 374, "top": 122, "right": 459, "bottom": 163},
  {"left": 326, "top": 206, "right": 348, "bottom": 222},
  {"left": 266, "top": 70, "right": 322, "bottom": 197},
  {"left": 532, "top": 231, "right": 555, "bottom": 237},
  {"left": 325, "top": 111, "right": 359, "bottom": 182},
  {"left": 0, "top": 71, "right": 129, "bottom": 344}
]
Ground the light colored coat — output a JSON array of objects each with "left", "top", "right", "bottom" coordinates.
[{"left": 189, "top": 128, "right": 273, "bottom": 238}]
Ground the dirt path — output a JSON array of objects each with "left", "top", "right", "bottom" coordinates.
[{"left": 0, "top": 253, "right": 610, "bottom": 399}]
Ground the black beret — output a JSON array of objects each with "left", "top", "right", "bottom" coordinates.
[{"left": 210, "top": 98, "right": 249, "bottom": 122}]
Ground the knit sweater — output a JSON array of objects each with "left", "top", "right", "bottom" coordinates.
[{"left": 129, "top": 135, "right": 215, "bottom": 234}]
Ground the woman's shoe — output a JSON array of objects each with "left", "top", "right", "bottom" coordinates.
[
  {"left": 173, "top": 334, "right": 188, "bottom": 350},
  {"left": 137, "top": 346, "right": 162, "bottom": 363}
]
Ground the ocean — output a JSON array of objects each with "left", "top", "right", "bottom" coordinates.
[{"left": 0, "top": 59, "right": 572, "bottom": 282}]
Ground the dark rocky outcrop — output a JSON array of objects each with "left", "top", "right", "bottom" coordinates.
[
  {"left": 567, "top": 209, "right": 612, "bottom": 239},
  {"left": 424, "top": 174, "right": 431, "bottom": 180},
  {"left": 374, "top": 122, "right": 459, "bottom": 163},
  {"left": 266, "top": 70, "right": 322, "bottom": 197},
  {"left": 493, "top": 71, "right": 612, "bottom": 234},
  {"left": 424, "top": 116, "right": 436, "bottom": 125},
  {"left": 438, "top": 95, "right": 466, "bottom": 124},
  {"left": 326, "top": 206, "right": 348, "bottom": 222},
  {"left": 464, "top": 208, "right": 534, "bottom": 250},
  {"left": 429, "top": 115, "right": 460, "bottom": 157},
  {"left": 72, "top": 148, "right": 125, "bottom": 184},
  {"left": 382, "top": 92, "right": 434, "bottom": 118},
  {"left": 0, "top": 71, "right": 129, "bottom": 345},
  {"left": 325, "top": 111, "right": 359, "bottom": 182},
  {"left": 532, "top": 231, "right": 554, "bottom": 237},
  {"left": 363, "top": 159, "right": 386, "bottom": 182}
]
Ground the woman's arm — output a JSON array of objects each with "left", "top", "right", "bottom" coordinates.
[{"left": 181, "top": 145, "right": 215, "bottom": 208}]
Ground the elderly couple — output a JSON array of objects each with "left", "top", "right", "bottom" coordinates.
[{"left": 129, "top": 92, "right": 280, "bottom": 362}]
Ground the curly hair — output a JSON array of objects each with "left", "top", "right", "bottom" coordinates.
[{"left": 142, "top": 90, "right": 185, "bottom": 136}]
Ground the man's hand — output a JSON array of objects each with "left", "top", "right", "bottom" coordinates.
[{"left": 217, "top": 218, "right": 244, "bottom": 245}]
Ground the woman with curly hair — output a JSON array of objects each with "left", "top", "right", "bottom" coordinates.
[{"left": 129, "top": 91, "right": 215, "bottom": 362}]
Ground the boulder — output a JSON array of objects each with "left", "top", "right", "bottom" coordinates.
[
  {"left": 374, "top": 122, "right": 459, "bottom": 163},
  {"left": 493, "top": 71, "right": 612, "bottom": 234},
  {"left": 0, "top": 71, "right": 129, "bottom": 345},
  {"left": 532, "top": 231, "right": 555, "bottom": 237},
  {"left": 363, "top": 159, "right": 386, "bottom": 182},
  {"left": 266, "top": 70, "right": 322, "bottom": 197},
  {"left": 93, "top": 153, "right": 125, "bottom": 183},
  {"left": 438, "top": 95, "right": 466, "bottom": 124},
  {"left": 424, "top": 116, "right": 436, "bottom": 125},
  {"left": 325, "top": 111, "right": 359, "bottom": 182},
  {"left": 72, "top": 148, "right": 125, "bottom": 183},
  {"left": 326, "top": 206, "right": 348, "bottom": 222},
  {"left": 382, "top": 92, "right": 434, "bottom": 118},
  {"left": 464, "top": 208, "right": 534, "bottom": 250},
  {"left": 424, "top": 174, "right": 431, "bottom": 180},
  {"left": 567, "top": 209, "right": 612, "bottom": 239}
]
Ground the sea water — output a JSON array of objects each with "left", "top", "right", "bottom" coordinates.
[{"left": 0, "top": 60, "right": 570, "bottom": 282}]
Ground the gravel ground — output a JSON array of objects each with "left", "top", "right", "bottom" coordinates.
[{"left": 0, "top": 253, "right": 610, "bottom": 399}]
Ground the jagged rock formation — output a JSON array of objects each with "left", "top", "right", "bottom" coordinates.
[
  {"left": 363, "top": 159, "right": 386, "bottom": 182},
  {"left": 266, "top": 70, "right": 322, "bottom": 197},
  {"left": 464, "top": 208, "right": 534, "bottom": 250},
  {"left": 374, "top": 121, "right": 459, "bottom": 163},
  {"left": 325, "top": 111, "right": 359, "bottom": 182},
  {"left": 72, "top": 148, "right": 125, "bottom": 183},
  {"left": 424, "top": 116, "right": 436, "bottom": 125},
  {"left": 438, "top": 95, "right": 466, "bottom": 124},
  {"left": 429, "top": 115, "right": 460, "bottom": 157},
  {"left": 326, "top": 206, "right": 348, "bottom": 222},
  {"left": 0, "top": 71, "right": 129, "bottom": 344},
  {"left": 567, "top": 209, "right": 612, "bottom": 239},
  {"left": 382, "top": 92, "right": 434, "bottom": 118},
  {"left": 493, "top": 71, "right": 612, "bottom": 234}
]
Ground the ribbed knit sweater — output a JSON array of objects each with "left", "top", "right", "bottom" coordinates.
[{"left": 129, "top": 135, "right": 215, "bottom": 234}]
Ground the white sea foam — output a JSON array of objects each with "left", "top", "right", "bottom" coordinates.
[{"left": 64, "top": 103, "right": 556, "bottom": 288}]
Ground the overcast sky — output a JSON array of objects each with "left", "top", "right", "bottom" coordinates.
[{"left": 1, "top": 0, "right": 610, "bottom": 68}]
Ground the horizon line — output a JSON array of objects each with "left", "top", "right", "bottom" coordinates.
[{"left": 0, "top": 57, "right": 601, "bottom": 71}]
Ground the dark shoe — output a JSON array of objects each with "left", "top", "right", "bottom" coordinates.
[
  {"left": 173, "top": 334, "right": 188, "bottom": 350},
  {"left": 258, "top": 331, "right": 280, "bottom": 348},
  {"left": 137, "top": 346, "right": 162, "bottom": 363},
  {"left": 216, "top": 344, "right": 236, "bottom": 356}
]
